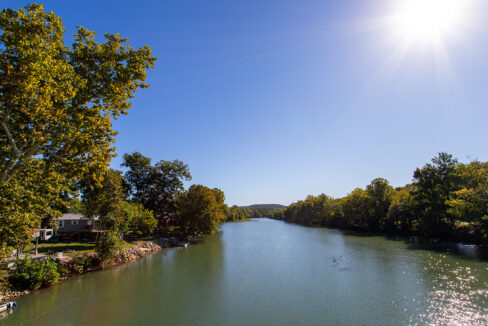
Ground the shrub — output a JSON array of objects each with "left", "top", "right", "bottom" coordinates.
[
  {"left": 69, "top": 255, "right": 94, "bottom": 274},
  {"left": 58, "top": 255, "right": 96, "bottom": 277},
  {"left": 96, "top": 231, "right": 123, "bottom": 263},
  {"left": 9, "top": 256, "right": 60, "bottom": 291}
]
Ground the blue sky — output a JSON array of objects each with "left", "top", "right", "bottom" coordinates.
[{"left": 4, "top": 1, "right": 488, "bottom": 205}]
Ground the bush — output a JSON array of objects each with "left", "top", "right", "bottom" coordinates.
[
  {"left": 96, "top": 231, "right": 123, "bottom": 263},
  {"left": 70, "top": 255, "right": 94, "bottom": 274},
  {"left": 128, "top": 203, "right": 157, "bottom": 237},
  {"left": 9, "top": 256, "right": 60, "bottom": 291},
  {"left": 59, "top": 255, "right": 96, "bottom": 277}
]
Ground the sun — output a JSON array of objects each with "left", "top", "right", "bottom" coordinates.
[{"left": 391, "top": 0, "right": 468, "bottom": 43}]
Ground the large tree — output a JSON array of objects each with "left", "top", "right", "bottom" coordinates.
[
  {"left": 447, "top": 161, "right": 488, "bottom": 239},
  {"left": 0, "top": 4, "right": 155, "bottom": 258},
  {"left": 122, "top": 152, "right": 191, "bottom": 216},
  {"left": 413, "top": 152, "right": 460, "bottom": 236},
  {"left": 176, "top": 185, "right": 226, "bottom": 236}
]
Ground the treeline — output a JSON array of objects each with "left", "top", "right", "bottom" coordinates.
[
  {"left": 271, "top": 153, "right": 488, "bottom": 244},
  {"left": 0, "top": 4, "right": 231, "bottom": 293},
  {"left": 73, "top": 152, "right": 229, "bottom": 243},
  {"left": 224, "top": 205, "right": 276, "bottom": 221}
]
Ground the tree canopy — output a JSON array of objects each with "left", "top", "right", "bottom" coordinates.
[
  {"left": 0, "top": 4, "right": 155, "bottom": 259},
  {"left": 176, "top": 185, "right": 226, "bottom": 236},
  {"left": 122, "top": 152, "right": 191, "bottom": 216},
  {"left": 272, "top": 153, "right": 488, "bottom": 243}
]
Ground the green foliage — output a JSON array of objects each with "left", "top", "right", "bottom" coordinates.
[
  {"left": 82, "top": 169, "right": 127, "bottom": 219},
  {"left": 273, "top": 153, "right": 488, "bottom": 243},
  {"left": 81, "top": 169, "right": 133, "bottom": 235},
  {"left": 447, "top": 161, "right": 488, "bottom": 238},
  {"left": 127, "top": 203, "right": 158, "bottom": 237},
  {"left": 413, "top": 152, "right": 460, "bottom": 236},
  {"left": 9, "top": 256, "right": 60, "bottom": 290},
  {"left": 0, "top": 4, "right": 155, "bottom": 262},
  {"left": 177, "top": 185, "right": 226, "bottom": 235},
  {"left": 63, "top": 255, "right": 95, "bottom": 276},
  {"left": 122, "top": 152, "right": 192, "bottom": 216},
  {"left": 386, "top": 189, "right": 415, "bottom": 233},
  {"left": 0, "top": 273, "right": 8, "bottom": 295},
  {"left": 224, "top": 205, "right": 254, "bottom": 221},
  {"left": 95, "top": 231, "right": 123, "bottom": 262}
]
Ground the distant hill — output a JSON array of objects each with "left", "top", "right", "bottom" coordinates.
[{"left": 239, "top": 204, "right": 286, "bottom": 211}]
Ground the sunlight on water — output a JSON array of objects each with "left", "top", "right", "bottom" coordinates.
[{"left": 411, "top": 255, "right": 488, "bottom": 326}]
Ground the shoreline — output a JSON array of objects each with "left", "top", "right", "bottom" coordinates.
[
  {"left": 1, "top": 237, "right": 185, "bottom": 303},
  {"left": 272, "top": 218, "right": 488, "bottom": 260}
]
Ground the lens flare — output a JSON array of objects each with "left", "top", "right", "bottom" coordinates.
[{"left": 391, "top": 0, "right": 467, "bottom": 43}]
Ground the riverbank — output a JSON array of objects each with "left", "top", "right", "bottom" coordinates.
[
  {"left": 272, "top": 216, "right": 488, "bottom": 246},
  {"left": 0, "top": 237, "right": 184, "bottom": 303}
]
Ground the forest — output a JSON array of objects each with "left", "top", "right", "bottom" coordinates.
[{"left": 271, "top": 153, "right": 488, "bottom": 244}]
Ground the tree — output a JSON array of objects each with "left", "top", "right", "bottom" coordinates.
[
  {"left": 386, "top": 189, "right": 415, "bottom": 233},
  {"left": 82, "top": 170, "right": 127, "bottom": 219},
  {"left": 176, "top": 185, "right": 226, "bottom": 235},
  {"left": 95, "top": 230, "right": 124, "bottom": 263},
  {"left": 365, "top": 178, "right": 394, "bottom": 231},
  {"left": 122, "top": 152, "right": 191, "bottom": 216},
  {"left": 339, "top": 188, "right": 369, "bottom": 230},
  {"left": 0, "top": 4, "right": 155, "bottom": 259},
  {"left": 447, "top": 161, "right": 488, "bottom": 239},
  {"left": 126, "top": 202, "right": 157, "bottom": 237},
  {"left": 413, "top": 152, "right": 459, "bottom": 236}
]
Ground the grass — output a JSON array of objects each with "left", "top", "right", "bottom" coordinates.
[
  {"left": 26, "top": 241, "right": 134, "bottom": 257},
  {"left": 26, "top": 242, "right": 95, "bottom": 256}
]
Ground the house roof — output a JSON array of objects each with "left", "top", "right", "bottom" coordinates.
[{"left": 54, "top": 213, "right": 99, "bottom": 221}]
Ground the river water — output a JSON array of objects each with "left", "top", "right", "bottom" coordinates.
[{"left": 3, "top": 218, "right": 488, "bottom": 325}]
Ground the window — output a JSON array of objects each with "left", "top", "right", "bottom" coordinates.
[
  {"left": 71, "top": 220, "right": 78, "bottom": 225},
  {"left": 87, "top": 220, "right": 92, "bottom": 226},
  {"left": 58, "top": 221, "right": 64, "bottom": 228}
]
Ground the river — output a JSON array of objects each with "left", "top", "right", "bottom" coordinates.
[{"left": 3, "top": 218, "right": 488, "bottom": 325}]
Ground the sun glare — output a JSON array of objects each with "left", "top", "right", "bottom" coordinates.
[{"left": 391, "top": 0, "right": 467, "bottom": 43}]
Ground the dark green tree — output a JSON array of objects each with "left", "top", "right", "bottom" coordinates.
[
  {"left": 122, "top": 152, "right": 191, "bottom": 216},
  {"left": 366, "top": 178, "right": 394, "bottom": 231},
  {"left": 413, "top": 152, "right": 459, "bottom": 237}
]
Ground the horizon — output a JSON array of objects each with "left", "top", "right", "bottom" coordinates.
[{"left": 4, "top": 0, "right": 488, "bottom": 206}]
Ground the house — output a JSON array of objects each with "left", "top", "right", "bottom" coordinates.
[{"left": 52, "top": 213, "right": 103, "bottom": 241}]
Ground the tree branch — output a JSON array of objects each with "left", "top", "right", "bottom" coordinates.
[{"left": 1, "top": 120, "right": 20, "bottom": 158}]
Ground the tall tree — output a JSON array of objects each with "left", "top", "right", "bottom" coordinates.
[
  {"left": 122, "top": 152, "right": 191, "bottom": 216},
  {"left": 365, "top": 178, "right": 394, "bottom": 231},
  {"left": 0, "top": 4, "right": 155, "bottom": 259},
  {"left": 447, "top": 161, "right": 488, "bottom": 239},
  {"left": 81, "top": 169, "right": 128, "bottom": 232},
  {"left": 412, "top": 152, "right": 459, "bottom": 236},
  {"left": 176, "top": 185, "right": 226, "bottom": 235}
]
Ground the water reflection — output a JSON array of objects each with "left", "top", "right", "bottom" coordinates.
[
  {"left": 403, "top": 237, "right": 488, "bottom": 262},
  {"left": 2, "top": 219, "right": 488, "bottom": 326}
]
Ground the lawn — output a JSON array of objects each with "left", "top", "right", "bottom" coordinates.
[
  {"left": 27, "top": 242, "right": 96, "bottom": 256},
  {"left": 27, "top": 241, "right": 134, "bottom": 257}
]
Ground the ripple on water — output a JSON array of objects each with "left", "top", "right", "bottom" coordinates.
[{"left": 411, "top": 256, "right": 488, "bottom": 326}]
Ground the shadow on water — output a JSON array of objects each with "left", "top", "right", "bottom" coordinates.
[
  {"left": 282, "top": 220, "right": 488, "bottom": 262},
  {"left": 381, "top": 234, "right": 488, "bottom": 262}
]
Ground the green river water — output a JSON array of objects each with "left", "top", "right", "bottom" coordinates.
[{"left": 2, "top": 218, "right": 488, "bottom": 325}]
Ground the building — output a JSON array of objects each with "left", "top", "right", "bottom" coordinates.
[{"left": 53, "top": 213, "right": 103, "bottom": 241}]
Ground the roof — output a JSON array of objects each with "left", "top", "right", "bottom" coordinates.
[{"left": 54, "top": 213, "right": 99, "bottom": 221}]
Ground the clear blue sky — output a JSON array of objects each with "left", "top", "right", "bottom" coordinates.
[{"left": 4, "top": 1, "right": 488, "bottom": 206}]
